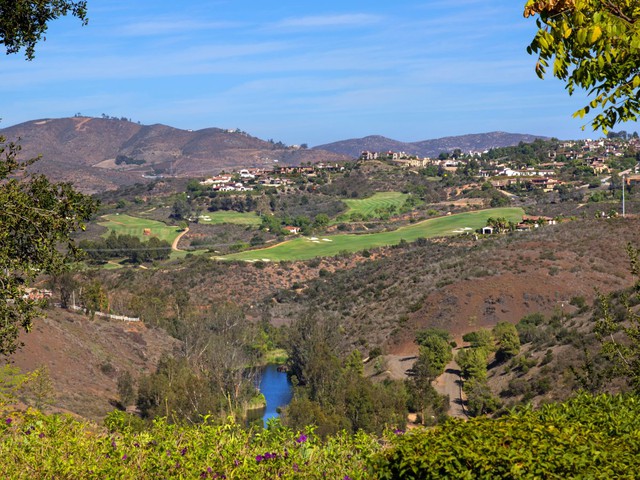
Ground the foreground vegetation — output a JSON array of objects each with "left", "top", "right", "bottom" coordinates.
[{"left": 2, "top": 394, "right": 639, "bottom": 478}]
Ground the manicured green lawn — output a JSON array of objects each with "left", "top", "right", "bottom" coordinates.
[
  {"left": 98, "top": 214, "right": 182, "bottom": 244},
  {"left": 336, "top": 192, "right": 411, "bottom": 221},
  {"left": 197, "top": 211, "right": 261, "bottom": 226},
  {"left": 218, "top": 207, "right": 524, "bottom": 262}
]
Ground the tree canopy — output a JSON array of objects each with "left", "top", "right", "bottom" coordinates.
[
  {"left": 0, "top": 0, "right": 87, "bottom": 60},
  {"left": 0, "top": 138, "right": 96, "bottom": 355},
  {"left": 525, "top": 0, "right": 640, "bottom": 132}
]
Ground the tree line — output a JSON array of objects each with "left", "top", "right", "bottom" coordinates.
[{"left": 79, "top": 231, "right": 171, "bottom": 264}]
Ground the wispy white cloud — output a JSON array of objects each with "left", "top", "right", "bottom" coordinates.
[
  {"left": 273, "top": 13, "right": 383, "bottom": 29},
  {"left": 118, "top": 18, "right": 241, "bottom": 36}
]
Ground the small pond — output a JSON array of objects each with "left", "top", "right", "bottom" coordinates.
[{"left": 257, "top": 364, "right": 293, "bottom": 427}]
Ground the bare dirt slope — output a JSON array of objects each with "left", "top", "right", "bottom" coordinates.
[{"left": 7, "top": 308, "right": 179, "bottom": 421}]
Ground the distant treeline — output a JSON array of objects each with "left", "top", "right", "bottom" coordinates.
[
  {"left": 80, "top": 231, "right": 171, "bottom": 264},
  {"left": 115, "top": 154, "right": 146, "bottom": 166}
]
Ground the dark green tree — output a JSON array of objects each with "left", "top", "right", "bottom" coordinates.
[
  {"left": 0, "top": 138, "right": 96, "bottom": 355},
  {"left": 0, "top": 0, "right": 88, "bottom": 60},
  {"left": 493, "top": 322, "right": 521, "bottom": 362}
]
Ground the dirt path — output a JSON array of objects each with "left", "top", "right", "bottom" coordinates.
[
  {"left": 172, "top": 227, "right": 189, "bottom": 251},
  {"left": 433, "top": 353, "right": 467, "bottom": 419},
  {"left": 384, "top": 354, "right": 417, "bottom": 380},
  {"left": 74, "top": 117, "right": 92, "bottom": 131}
]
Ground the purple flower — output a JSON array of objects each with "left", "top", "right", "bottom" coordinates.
[
  {"left": 111, "top": 440, "right": 117, "bottom": 448},
  {"left": 264, "top": 452, "right": 273, "bottom": 460},
  {"left": 394, "top": 428, "right": 405, "bottom": 435},
  {"left": 175, "top": 462, "right": 181, "bottom": 469},
  {"left": 180, "top": 447, "right": 187, "bottom": 456},
  {"left": 234, "top": 460, "right": 240, "bottom": 467},
  {"left": 122, "top": 454, "right": 127, "bottom": 461},
  {"left": 293, "top": 463, "right": 299, "bottom": 472},
  {"left": 200, "top": 473, "right": 208, "bottom": 479},
  {"left": 5, "top": 418, "right": 12, "bottom": 426},
  {"left": 133, "top": 442, "right": 140, "bottom": 448},
  {"left": 38, "top": 433, "right": 45, "bottom": 439},
  {"left": 207, "top": 467, "right": 213, "bottom": 473},
  {"left": 255, "top": 455, "right": 264, "bottom": 463},
  {"left": 295, "top": 433, "right": 307, "bottom": 443},
  {"left": 344, "top": 476, "right": 352, "bottom": 480}
]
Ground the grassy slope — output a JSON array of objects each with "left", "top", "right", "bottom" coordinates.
[
  {"left": 336, "top": 192, "right": 410, "bottom": 221},
  {"left": 219, "top": 207, "right": 524, "bottom": 262},
  {"left": 98, "top": 214, "right": 182, "bottom": 244},
  {"left": 198, "top": 211, "right": 262, "bottom": 226}
]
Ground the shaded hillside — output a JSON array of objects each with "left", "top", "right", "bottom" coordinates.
[
  {"left": 314, "top": 132, "right": 548, "bottom": 158},
  {"left": 0, "top": 117, "right": 350, "bottom": 193},
  {"left": 8, "top": 308, "right": 179, "bottom": 420}
]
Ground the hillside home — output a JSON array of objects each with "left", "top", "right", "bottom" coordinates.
[
  {"left": 591, "top": 161, "right": 610, "bottom": 174},
  {"left": 626, "top": 174, "right": 640, "bottom": 187},
  {"left": 528, "top": 177, "right": 559, "bottom": 192},
  {"left": 201, "top": 175, "right": 232, "bottom": 186},
  {"left": 284, "top": 226, "right": 301, "bottom": 234},
  {"left": 501, "top": 168, "right": 556, "bottom": 177}
]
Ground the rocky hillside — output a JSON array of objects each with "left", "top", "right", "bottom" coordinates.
[
  {"left": 0, "top": 117, "right": 350, "bottom": 193},
  {"left": 314, "top": 132, "right": 549, "bottom": 158}
]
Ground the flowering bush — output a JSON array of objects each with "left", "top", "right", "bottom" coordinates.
[
  {"left": 2, "top": 394, "right": 640, "bottom": 479},
  {"left": 0, "top": 408, "right": 378, "bottom": 479}
]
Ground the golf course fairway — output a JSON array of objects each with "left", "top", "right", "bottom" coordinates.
[{"left": 218, "top": 207, "right": 524, "bottom": 262}]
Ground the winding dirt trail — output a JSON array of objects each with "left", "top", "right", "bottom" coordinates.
[{"left": 172, "top": 227, "right": 189, "bottom": 251}]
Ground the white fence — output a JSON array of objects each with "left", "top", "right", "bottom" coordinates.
[{"left": 67, "top": 304, "right": 140, "bottom": 322}]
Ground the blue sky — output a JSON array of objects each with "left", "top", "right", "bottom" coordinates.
[{"left": 0, "top": 0, "right": 609, "bottom": 146}]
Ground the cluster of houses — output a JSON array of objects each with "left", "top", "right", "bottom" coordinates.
[
  {"left": 361, "top": 137, "right": 640, "bottom": 194},
  {"left": 199, "top": 164, "right": 345, "bottom": 193}
]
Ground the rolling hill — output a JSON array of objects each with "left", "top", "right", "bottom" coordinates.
[
  {"left": 314, "top": 131, "right": 549, "bottom": 158},
  {"left": 0, "top": 117, "right": 350, "bottom": 193}
]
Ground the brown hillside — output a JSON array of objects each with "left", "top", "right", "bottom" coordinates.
[
  {"left": 8, "top": 308, "right": 180, "bottom": 421},
  {"left": 0, "top": 117, "right": 350, "bottom": 193}
]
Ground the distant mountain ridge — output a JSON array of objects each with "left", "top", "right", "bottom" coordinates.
[
  {"left": 314, "top": 132, "right": 549, "bottom": 158},
  {"left": 0, "top": 117, "right": 350, "bottom": 193},
  {"left": 1, "top": 117, "right": 548, "bottom": 193}
]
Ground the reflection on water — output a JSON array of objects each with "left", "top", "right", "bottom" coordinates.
[{"left": 259, "top": 364, "right": 293, "bottom": 427}]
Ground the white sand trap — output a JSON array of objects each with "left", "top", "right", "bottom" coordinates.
[
  {"left": 322, "top": 238, "right": 332, "bottom": 242},
  {"left": 312, "top": 240, "right": 321, "bottom": 243},
  {"left": 261, "top": 258, "right": 271, "bottom": 262},
  {"left": 463, "top": 227, "right": 473, "bottom": 230},
  {"left": 310, "top": 237, "right": 319, "bottom": 241},
  {"left": 452, "top": 229, "right": 464, "bottom": 233}
]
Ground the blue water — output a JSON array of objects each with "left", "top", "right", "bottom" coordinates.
[{"left": 259, "top": 364, "right": 293, "bottom": 427}]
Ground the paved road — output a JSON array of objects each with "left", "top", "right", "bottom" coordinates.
[{"left": 433, "top": 355, "right": 467, "bottom": 419}]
